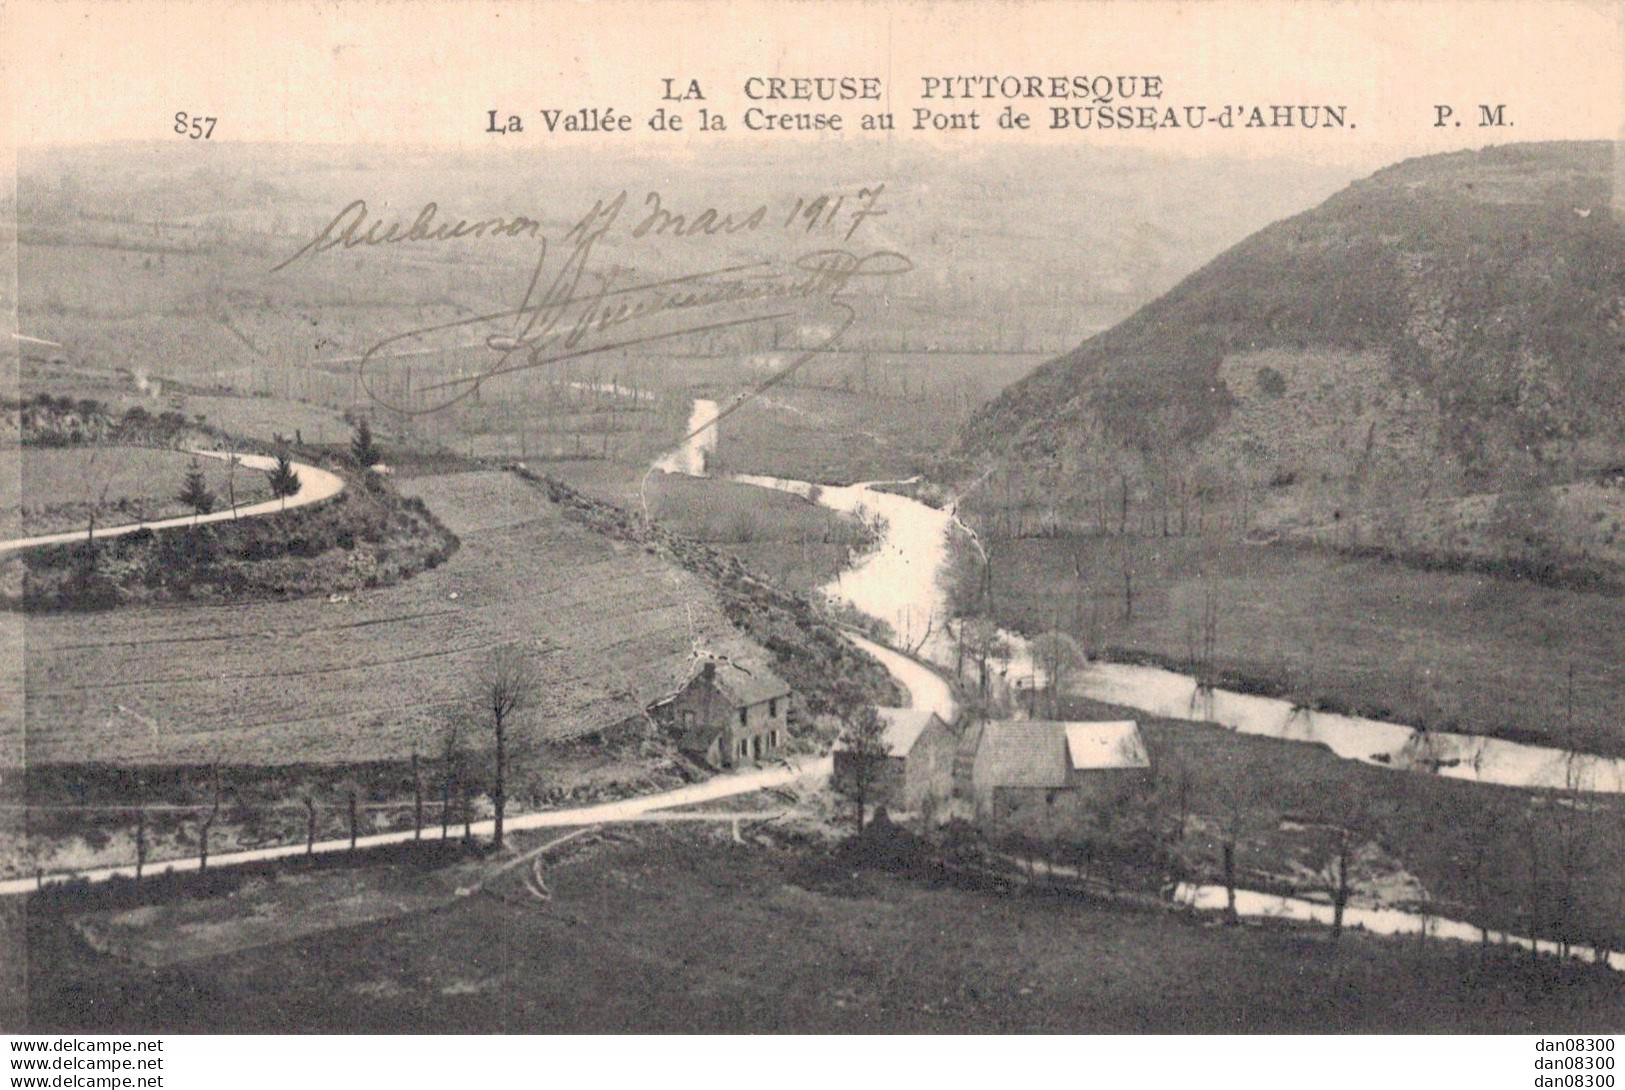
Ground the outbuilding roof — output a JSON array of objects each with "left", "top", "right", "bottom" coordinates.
[
  {"left": 877, "top": 708, "right": 947, "bottom": 757},
  {"left": 975, "top": 719, "right": 1150, "bottom": 788},
  {"left": 1064, "top": 721, "right": 1150, "bottom": 770}
]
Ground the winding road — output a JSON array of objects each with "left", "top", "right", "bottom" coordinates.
[
  {"left": 0, "top": 446, "right": 958, "bottom": 896},
  {"left": 0, "top": 450, "right": 346, "bottom": 554}
]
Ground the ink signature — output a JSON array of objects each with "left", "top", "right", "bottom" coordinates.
[{"left": 275, "top": 190, "right": 911, "bottom": 416}]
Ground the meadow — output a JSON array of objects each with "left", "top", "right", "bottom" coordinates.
[
  {"left": 963, "top": 531, "right": 1625, "bottom": 756},
  {"left": 548, "top": 463, "right": 878, "bottom": 596},
  {"left": 16, "top": 824, "right": 1622, "bottom": 1032},
  {"left": 664, "top": 348, "right": 1046, "bottom": 485}
]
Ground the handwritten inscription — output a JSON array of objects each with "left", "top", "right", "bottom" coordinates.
[{"left": 271, "top": 186, "right": 909, "bottom": 417}]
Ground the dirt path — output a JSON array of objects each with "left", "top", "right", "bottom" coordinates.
[{"left": 0, "top": 451, "right": 345, "bottom": 554}]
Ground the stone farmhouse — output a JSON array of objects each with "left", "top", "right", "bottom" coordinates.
[{"left": 662, "top": 658, "right": 792, "bottom": 769}]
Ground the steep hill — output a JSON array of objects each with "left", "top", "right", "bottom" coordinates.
[{"left": 958, "top": 142, "right": 1625, "bottom": 537}]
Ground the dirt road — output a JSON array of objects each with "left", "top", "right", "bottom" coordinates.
[{"left": 0, "top": 451, "right": 345, "bottom": 553}]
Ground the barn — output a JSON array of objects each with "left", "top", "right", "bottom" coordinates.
[{"left": 960, "top": 719, "right": 1152, "bottom": 835}]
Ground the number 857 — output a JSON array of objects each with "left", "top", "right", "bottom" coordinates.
[{"left": 174, "top": 113, "right": 217, "bottom": 139}]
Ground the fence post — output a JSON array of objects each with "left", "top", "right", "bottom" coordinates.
[{"left": 348, "top": 788, "right": 358, "bottom": 852}]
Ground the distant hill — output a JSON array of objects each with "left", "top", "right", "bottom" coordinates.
[{"left": 958, "top": 142, "right": 1625, "bottom": 531}]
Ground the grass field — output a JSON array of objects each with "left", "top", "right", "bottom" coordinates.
[
  {"left": 703, "top": 365, "right": 1039, "bottom": 484},
  {"left": 15, "top": 825, "right": 1623, "bottom": 1032},
  {"left": 4, "top": 446, "right": 273, "bottom": 536},
  {"left": 1034, "top": 688, "right": 1625, "bottom": 954},
  {"left": 964, "top": 532, "right": 1625, "bottom": 755},
  {"left": 547, "top": 462, "right": 878, "bottom": 596},
  {"left": 9, "top": 471, "right": 761, "bottom": 769}
]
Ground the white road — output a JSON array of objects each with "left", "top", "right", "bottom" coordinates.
[
  {"left": 846, "top": 632, "right": 957, "bottom": 721},
  {"left": 0, "top": 451, "right": 345, "bottom": 554},
  {"left": 0, "top": 756, "right": 832, "bottom": 897},
  {"left": 3, "top": 419, "right": 958, "bottom": 896}
]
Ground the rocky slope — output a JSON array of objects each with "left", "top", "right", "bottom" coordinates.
[{"left": 957, "top": 142, "right": 1625, "bottom": 551}]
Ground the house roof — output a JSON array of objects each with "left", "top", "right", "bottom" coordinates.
[
  {"left": 975, "top": 719, "right": 1150, "bottom": 788},
  {"left": 701, "top": 657, "right": 791, "bottom": 707},
  {"left": 877, "top": 708, "right": 945, "bottom": 757},
  {"left": 1064, "top": 721, "right": 1150, "bottom": 770}
]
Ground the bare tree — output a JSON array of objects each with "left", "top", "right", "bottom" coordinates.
[
  {"left": 226, "top": 453, "right": 241, "bottom": 517},
  {"left": 1216, "top": 774, "right": 1277, "bottom": 925},
  {"left": 1463, "top": 805, "right": 1510, "bottom": 963},
  {"left": 1154, "top": 749, "right": 1193, "bottom": 848},
  {"left": 1031, "top": 630, "right": 1086, "bottom": 717},
  {"left": 1546, "top": 666, "right": 1594, "bottom": 961},
  {"left": 440, "top": 712, "right": 473, "bottom": 841},
  {"left": 1325, "top": 825, "right": 1354, "bottom": 943},
  {"left": 959, "top": 617, "right": 1007, "bottom": 700},
  {"left": 411, "top": 750, "right": 423, "bottom": 841},
  {"left": 1551, "top": 748, "right": 1594, "bottom": 961},
  {"left": 1221, "top": 795, "right": 1243, "bottom": 923},
  {"left": 472, "top": 644, "right": 541, "bottom": 849},
  {"left": 134, "top": 772, "right": 148, "bottom": 883},
  {"left": 198, "top": 764, "right": 222, "bottom": 873}
]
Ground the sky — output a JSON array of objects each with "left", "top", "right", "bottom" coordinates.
[{"left": 6, "top": 0, "right": 1622, "bottom": 171}]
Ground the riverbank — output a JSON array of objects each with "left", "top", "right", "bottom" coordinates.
[{"left": 955, "top": 529, "right": 1625, "bottom": 760}]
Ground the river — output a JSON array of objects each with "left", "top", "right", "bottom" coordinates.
[
  {"left": 650, "top": 401, "right": 1625, "bottom": 967},
  {"left": 658, "top": 401, "right": 1625, "bottom": 794}
]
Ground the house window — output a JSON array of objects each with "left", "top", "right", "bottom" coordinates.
[
  {"left": 739, "top": 738, "right": 748, "bottom": 758},
  {"left": 769, "top": 698, "right": 778, "bottom": 718},
  {"left": 739, "top": 707, "right": 748, "bottom": 727},
  {"left": 769, "top": 730, "right": 778, "bottom": 749}
]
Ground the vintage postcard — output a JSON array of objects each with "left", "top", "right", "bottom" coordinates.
[{"left": 2, "top": 0, "right": 1623, "bottom": 1056}]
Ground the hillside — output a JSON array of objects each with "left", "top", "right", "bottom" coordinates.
[
  {"left": 10, "top": 471, "right": 760, "bottom": 769},
  {"left": 958, "top": 142, "right": 1625, "bottom": 550}
]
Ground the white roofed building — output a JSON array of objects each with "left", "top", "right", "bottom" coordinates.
[{"left": 960, "top": 718, "right": 1153, "bottom": 834}]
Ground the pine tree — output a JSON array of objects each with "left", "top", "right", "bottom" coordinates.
[
  {"left": 350, "top": 417, "right": 381, "bottom": 468},
  {"left": 268, "top": 452, "right": 302, "bottom": 502},
  {"left": 177, "top": 459, "right": 215, "bottom": 522},
  {"left": 835, "top": 701, "right": 890, "bottom": 834}
]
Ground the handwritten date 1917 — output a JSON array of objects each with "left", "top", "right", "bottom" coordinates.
[
  {"left": 634, "top": 187, "right": 886, "bottom": 243},
  {"left": 272, "top": 185, "right": 889, "bottom": 271}
]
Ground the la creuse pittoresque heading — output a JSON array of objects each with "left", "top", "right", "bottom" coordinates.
[{"left": 483, "top": 74, "right": 1361, "bottom": 136}]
